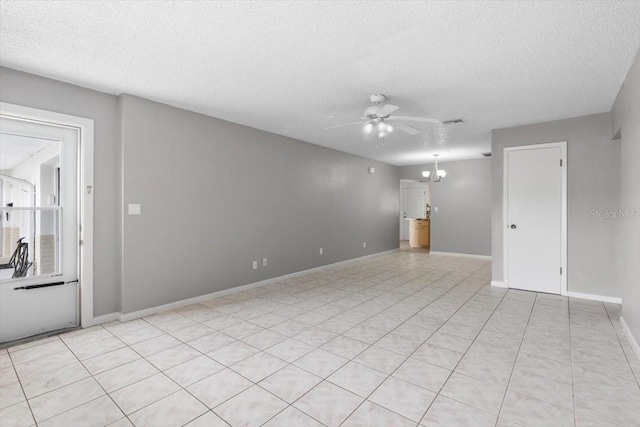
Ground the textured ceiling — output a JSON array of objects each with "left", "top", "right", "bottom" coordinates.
[{"left": 1, "top": 1, "right": 639, "bottom": 166}]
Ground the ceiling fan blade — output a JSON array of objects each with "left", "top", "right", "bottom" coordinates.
[
  {"left": 323, "top": 121, "right": 363, "bottom": 130},
  {"left": 394, "top": 123, "right": 421, "bottom": 135},
  {"left": 388, "top": 116, "right": 441, "bottom": 124},
  {"left": 376, "top": 104, "right": 399, "bottom": 117}
]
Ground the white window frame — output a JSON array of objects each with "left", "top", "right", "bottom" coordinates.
[{"left": 1, "top": 102, "right": 95, "bottom": 327}]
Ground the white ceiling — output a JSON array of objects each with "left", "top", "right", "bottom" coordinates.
[
  {"left": 1, "top": 1, "right": 639, "bottom": 166},
  {"left": 0, "top": 133, "right": 56, "bottom": 170}
]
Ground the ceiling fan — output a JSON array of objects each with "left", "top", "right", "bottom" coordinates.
[{"left": 324, "top": 94, "right": 441, "bottom": 141}]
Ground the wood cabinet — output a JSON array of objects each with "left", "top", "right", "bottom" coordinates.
[{"left": 409, "top": 219, "right": 430, "bottom": 249}]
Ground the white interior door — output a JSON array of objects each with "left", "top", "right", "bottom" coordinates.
[
  {"left": 403, "top": 187, "right": 426, "bottom": 240},
  {"left": 505, "top": 144, "right": 566, "bottom": 294},
  {"left": 0, "top": 117, "right": 79, "bottom": 342}
]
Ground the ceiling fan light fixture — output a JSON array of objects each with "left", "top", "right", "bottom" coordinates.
[
  {"left": 386, "top": 124, "right": 394, "bottom": 132},
  {"left": 422, "top": 171, "right": 430, "bottom": 178},
  {"left": 364, "top": 122, "right": 374, "bottom": 134},
  {"left": 377, "top": 121, "right": 386, "bottom": 130}
]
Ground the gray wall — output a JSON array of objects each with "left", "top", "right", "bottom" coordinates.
[
  {"left": 0, "top": 67, "right": 400, "bottom": 317},
  {"left": 119, "top": 95, "right": 399, "bottom": 313},
  {"left": 491, "top": 113, "right": 621, "bottom": 298},
  {"left": 611, "top": 50, "right": 640, "bottom": 346},
  {"left": 0, "top": 67, "right": 120, "bottom": 316},
  {"left": 400, "top": 159, "right": 492, "bottom": 256}
]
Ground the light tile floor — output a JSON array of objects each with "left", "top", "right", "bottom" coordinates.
[{"left": 1, "top": 251, "right": 639, "bottom": 427}]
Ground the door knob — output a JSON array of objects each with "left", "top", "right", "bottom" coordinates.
[{"left": 510, "top": 224, "right": 517, "bottom": 229}]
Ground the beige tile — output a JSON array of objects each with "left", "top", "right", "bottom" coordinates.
[
  {"left": 129, "top": 334, "right": 182, "bottom": 357},
  {"left": 0, "top": 381, "right": 25, "bottom": 409},
  {"left": 207, "top": 341, "right": 259, "bottom": 366},
  {"left": 343, "top": 400, "right": 415, "bottom": 427},
  {"left": 343, "top": 325, "right": 387, "bottom": 344},
  {"left": 13, "top": 351, "right": 77, "bottom": 380},
  {"left": 393, "top": 357, "right": 451, "bottom": 392},
  {"left": 231, "top": 352, "right": 288, "bottom": 382},
  {"left": 20, "top": 361, "right": 90, "bottom": 398},
  {"left": 263, "top": 406, "right": 324, "bottom": 427},
  {"left": 110, "top": 373, "right": 180, "bottom": 414},
  {"left": 183, "top": 411, "right": 229, "bottom": 427},
  {"left": 421, "top": 394, "right": 497, "bottom": 427},
  {"left": 94, "top": 359, "right": 159, "bottom": 393},
  {"left": 186, "top": 332, "right": 235, "bottom": 353},
  {"left": 109, "top": 325, "right": 164, "bottom": 345},
  {"left": 514, "top": 351, "right": 572, "bottom": 384},
  {"left": 82, "top": 346, "right": 141, "bottom": 374},
  {"left": 187, "top": 368, "right": 252, "bottom": 408},
  {"left": 214, "top": 385, "right": 287, "bottom": 426},
  {"left": 426, "top": 331, "right": 473, "bottom": 353},
  {"left": 353, "top": 346, "right": 406, "bottom": 375},
  {"left": 294, "top": 381, "right": 364, "bottom": 427},
  {"left": 455, "top": 354, "right": 513, "bottom": 388},
  {"left": 164, "top": 355, "right": 224, "bottom": 387},
  {"left": 67, "top": 336, "right": 126, "bottom": 360},
  {"left": 0, "top": 401, "right": 35, "bottom": 427},
  {"left": 293, "top": 327, "right": 339, "bottom": 346},
  {"left": 0, "top": 366, "right": 18, "bottom": 386},
  {"left": 369, "top": 376, "right": 436, "bottom": 422},
  {"left": 410, "top": 343, "right": 463, "bottom": 370},
  {"left": 29, "top": 377, "right": 105, "bottom": 422},
  {"left": 38, "top": 395, "right": 123, "bottom": 427},
  {"left": 509, "top": 368, "right": 573, "bottom": 410},
  {"left": 500, "top": 390, "right": 574, "bottom": 427},
  {"left": 241, "top": 329, "right": 288, "bottom": 350},
  {"left": 10, "top": 340, "right": 68, "bottom": 365},
  {"left": 146, "top": 343, "right": 201, "bottom": 370},
  {"left": 327, "top": 361, "right": 387, "bottom": 397},
  {"left": 440, "top": 373, "right": 505, "bottom": 415},
  {"left": 259, "top": 364, "right": 321, "bottom": 403},
  {"left": 129, "top": 390, "right": 208, "bottom": 427},
  {"left": 374, "top": 333, "right": 423, "bottom": 356},
  {"left": 264, "top": 338, "right": 315, "bottom": 362},
  {"left": 294, "top": 348, "right": 349, "bottom": 377},
  {"left": 169, "top": 324, "right": 215, "bottom": 342},
  {"left": 221, "top": 321, "right": 265, "bottom": 339},
  {"left": 321, "top": 335, "right": 369, "bottom": 359}
]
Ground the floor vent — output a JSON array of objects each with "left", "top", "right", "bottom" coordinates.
[
  {"left": 482, "top": 152, "right": 492, "bottom": 157},
  {"left": 442, "top": 118, "right": 466, "bottom": 125}
]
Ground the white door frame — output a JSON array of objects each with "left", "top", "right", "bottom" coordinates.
[
  {"left": 503, "top": 141, "right": 567, "bottom": 295},
  {"left": 399, "top": 180, "right": 428, "bottom": 240},
  {"left": 1, "top": 102, "right": 94, "bottom": 327}
]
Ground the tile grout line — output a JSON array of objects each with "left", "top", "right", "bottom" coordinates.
[{"left": 493, "top": 292, "right": 538, "bottom": 427}]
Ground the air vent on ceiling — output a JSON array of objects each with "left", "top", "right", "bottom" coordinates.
[
  {"left": 482, "top": 152, "right": 492, "bottom": 158},
  {"left": 442, "top": 118, "right": 466, "bottom": 125}
]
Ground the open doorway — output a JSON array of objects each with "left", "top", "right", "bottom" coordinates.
[
  {"left": 0, "top": 103, "right": 94, "bottom": 343},
  {"left": 399, "top": 179, "right": 429, "bottom": 248}
]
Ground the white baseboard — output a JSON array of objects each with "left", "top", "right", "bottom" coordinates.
[
  {"left": 565, "top": 291, "right": 622, "bottom": 305},
  {"left": 429, "top": 251, "right": 492, "bottom": 260},
  {"left": 90, "top": 249, "right": 399, "bottom": 325},
  {"left": 620, "top": 317, "right": 640, "bottom": 361},
  {"left": 490, "top": 281, "right": 507, "bottom": 288},
  {"left": 85, "top": 312, "right": 119, "bottom": 327}
]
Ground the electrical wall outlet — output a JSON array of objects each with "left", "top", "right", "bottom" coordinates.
[
  {"left": 319, "top": 248, "right": 323, "bottom": 255},
  {"left": 252, "top": 261, "right": 258, "bottom": 270},
  {"left": 262, "top": 258, "right": 267, "bottom": 267},
  {"left": 128, "top": 203, "right": 141, "bottom": 215},
  {"left": 363, "top": 242, "right": 366, "bottom": 248}
]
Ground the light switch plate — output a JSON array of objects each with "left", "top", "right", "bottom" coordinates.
[{"left": 128, "top": 204, "right": 141, "bottom": 215}]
